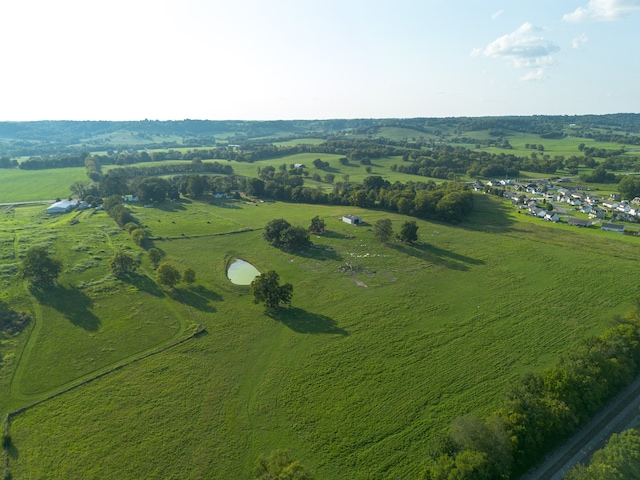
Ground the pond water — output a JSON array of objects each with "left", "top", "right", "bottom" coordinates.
[{"left": 227, "top": 259, "right": 260, "bottom": 285}]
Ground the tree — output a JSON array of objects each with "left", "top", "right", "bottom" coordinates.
[
  {"left": 397, "top": 220, "right": 419, "bottom": 243},
  {"left": 103, "top": 194, "right": 123, "bottom": 213},
  {"left": 109, "top": 250, "right": 137, "bottom": 277},
  {"left": 374, "top": 218, "right": 394, "bottom": 243},
  {"left": 157, "top": 262, "right": 181, "bottom": 289},
  {"left": 19, "top": 246, "right": 62, "bottom": 287},
  {"left": 618, "top": 175, "right": 640, "bottom": 200},
  {"left": 183, "top": 267, "right": 196, "bottom": 285},
  {"left": 148, "top": 248, "right": 163, "bottom": 268},
  {"left": 309, "top": 216, "right": 325, "bottom": 234},
  {"left": 254, "top": 449, "right": 314, "bottom": 480},
  {"left": 70, "top": 180, "right": 90, "bottom": 199},
  {"left": 186, "top": 174, "right": 209, "bottom": 198},
  {"left": 137, "top": 177, "right": 170, "bottom": 203},
  {"left": 263, "top": 218, "right": 292, "bottom": 245},
  {"left": 263, "top": 219, "right": 310, "bottom": 250},
  {"left": 130, "top": 228, "right": 147, "bottom": 246},
  {"left": 250, "top": 271, "right": 293, "bottom": 310}
]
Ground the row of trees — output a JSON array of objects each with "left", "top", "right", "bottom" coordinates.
[
  {"left": 373, "top": 219, "right": 419, "bottom": 243},
  {"left": 422, "top": 309, "right": 640, "bottom": 479}
]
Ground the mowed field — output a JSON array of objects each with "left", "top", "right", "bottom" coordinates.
[{"left": 2, "top": 189, "right": 640, "bottom": 479}]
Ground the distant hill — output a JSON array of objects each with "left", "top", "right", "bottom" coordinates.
[{"left": 1, "top": 114, "right": 639, "bottom": 157}]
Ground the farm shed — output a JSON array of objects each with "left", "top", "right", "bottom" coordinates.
[
  {"left": 342, "top": 214, "right": 362, "bottom": 225},
  {"left": 601, "top": 222, "right": 625, "bottom": 233},
  {"left": 46, "top": 200, "right": 78, "bottom": 214}
]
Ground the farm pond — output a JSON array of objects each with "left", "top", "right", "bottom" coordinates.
[{"left": 227, "top": 259, "right": 260, "bottom": 285}]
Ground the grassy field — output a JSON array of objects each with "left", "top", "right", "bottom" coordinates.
[
  {"left": 0, "top": 167, "right": 86, "bottom": 203},
  {"left": 3, "top": 190, "right": 640, "bottom": 479}
]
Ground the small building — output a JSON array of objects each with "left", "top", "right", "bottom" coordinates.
[
  {"left": 544, "top": 212, "right": 560, "bottom": 222},
  {"left": 342, "top": 214, "right": 362, "bottom": 225},
  {"left": 568, "top": 217, "right": 591, "bottom": 228},
  {"left": 46, "top": 200, "right": 78, "bottom": 214},
  {"left": 123, "top": 195, "right": 139, "bottom": 202},
  {"left": 601, "top": 222, "right": 625, "bottom": 233},
  {"left": 293, "top": 163, "right": 305, "bottom": 169},
  {"left": 589, "top": 208, "right": 606, "bottom": 220}
]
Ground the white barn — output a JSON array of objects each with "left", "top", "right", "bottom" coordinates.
[
  {"left": 342, "top": 214, "right": 362, "bottom": 225},
  {"left": 46, "top": 200, "right": 78, "bottom": 214}
]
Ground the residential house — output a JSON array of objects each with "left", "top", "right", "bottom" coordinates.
[
  {"left": 544, "top": 212, "right": 560, "bottom": 222},
  {"left": 589, "top": 208, "right": 606, "bottom": 220},
  {"left": 580, "top": 204, "right": 592, "bottom": 214},
  {"left": 601, "top": 222, "right": 625, "bottom": 233},
  {"left": 568, "top": 217, "right": 592, "bottom": 227}
]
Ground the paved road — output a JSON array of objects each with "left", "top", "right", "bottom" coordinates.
[
  {"left": 522, "top": 375, "right": 640, "bottom": 480},
  {"left": 0, "top": 200, "right": 56, "bottom": 206}
]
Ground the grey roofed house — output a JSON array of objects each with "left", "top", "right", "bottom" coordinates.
[
  {"left": 601, "top": 222, "right": 625, "bottom": 233},
  {"left": 46, "top": 199, "right": 78, "bottom": 214},
  {"left": 568, "top": 217, "right": 591, "bottom": 227}
]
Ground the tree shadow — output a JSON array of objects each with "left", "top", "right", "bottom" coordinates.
[
  {"left": 30, "top": 285, "right": 101, "bottom": 331},
  {"left": 154, "top": 200, "right": 188, "bottom": 212},
  {"left": 322, "top": 230, "right": 348, "bottom": 240},
  {"left": 461, "top": 194, "right": 516, "bottom": 233},
  {"left": 210, "top": 200, "right": 241, "bottom": 209},
  {"left": 389, "top": 242, "right": 484, "bottom": 271},
  {"left": 6, "top": 440, "right": 18, "bottom": 460},
  {"left": 268, "top": 307, "right": 348, "bottom": 335},
  {"left": 120, "top": 272, "right": 165, "bottom": 297},
  {"left": 172, "top": 285, "right": 222, "bottom": 312},
  {"left": 280, "top": 244, "right": 343, "bottom": 261}
]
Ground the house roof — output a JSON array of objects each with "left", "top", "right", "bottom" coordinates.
[
  {"left": 601, "top": 222, "right": 625, "bottom": 231},
  {"left": 568, "top": 217, "right": 591, "bottom": 226}
]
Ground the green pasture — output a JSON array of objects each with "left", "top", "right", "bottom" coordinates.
[
  {"left": 478, "top": 132, "right": 635, "bottom": 159},
  {"left": 0, "top": 205, "right": 195, "bottom": 411},
  {"left": 0, "top": 167, "right": 86, "bottom": 203},
  {"left": 4, "top": 193, "right": 640, "bottom": 479},
  {"left": 274, "top": 138, "right": 326, "bottom": 146}
]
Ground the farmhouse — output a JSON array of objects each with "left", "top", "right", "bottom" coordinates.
[
  {"left": 601, "top": 222, "right": 625, "bottom": 233},
  {"left": 342, "top": 214, "right": 362, "bottom": 225},
  {"left": 46, "top": 200, "right": 78, "bottom": 214}
]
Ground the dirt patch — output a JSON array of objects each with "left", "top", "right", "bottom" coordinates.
[{"left": 351, "top": 278, "right": 368, "bottom": 288}]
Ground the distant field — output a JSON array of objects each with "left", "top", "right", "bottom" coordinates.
[
  {"left": 4, "top": 194, "right": 640, "bottom": 479},
  {"left": 274, "top": 138, "right": 326, "bottom": 146},
  {"left": 0, "top": 167, "right": 86, "bottom": 203},
  {"left": 479, "top": 132, "right": 635, "bottom": 158}
]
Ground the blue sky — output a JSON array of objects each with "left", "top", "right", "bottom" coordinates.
[{"left": 1, "top": 0, "right": 638, "bottom": 120}]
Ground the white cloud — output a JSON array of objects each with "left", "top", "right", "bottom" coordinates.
[
  {"left": 491, "top": 10, "right": 504, "bottom": 20},
  {"left": 520, "top": 69, "right": 545, "bottom": 82},
  {"left": 472, "top": 23, "right": 559, "bottom": 76},
  {"left": 562, "top": 0, "right": 640, "bottom": 22},
  {"left": 572, "top": 33, "right": 589, "bottom": 48}
]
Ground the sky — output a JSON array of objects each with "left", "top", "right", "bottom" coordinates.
[{"left": 0, "top": 0, "right": 639, "bottom": 121}]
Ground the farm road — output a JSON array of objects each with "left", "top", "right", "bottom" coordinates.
[{"left": 522, "top": 374, "right": 640, "bottom": 480}]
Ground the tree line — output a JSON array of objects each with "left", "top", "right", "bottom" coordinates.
[{"left": 422, "top": 307, "right": 640, "bottom": 479}]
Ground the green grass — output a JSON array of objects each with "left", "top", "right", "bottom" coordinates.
[
  {"left": 0, "top": 167, "right": 87, "bottom": 203},
  {"left": 4, "top": 193, "right": 640, "bottom": 479}
]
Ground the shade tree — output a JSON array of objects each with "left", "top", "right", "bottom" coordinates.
[
  {"left": 250, "top": 271, "right": 293, "bottom": 310},
  {"left": 19, "top": 246, "right": 63, "bottom": 287}
]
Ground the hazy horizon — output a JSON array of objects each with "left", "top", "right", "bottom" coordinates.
[{"left": 2, "top": 0, "right": 639, "bottom": 122}]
